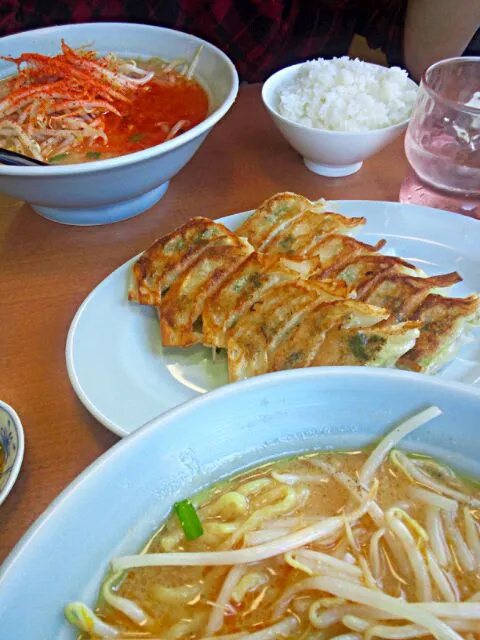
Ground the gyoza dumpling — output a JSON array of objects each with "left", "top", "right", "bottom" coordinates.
[
  {"left": 359, "top": 272, "right": 462, "bottom": 322},
  {"left": 397, "top": 293, "right": 480, "bottom": 373},
  {"left": 269, "top": 300, "right": 390, "bottom": 372},
  {"left": 311, "top": 322, "right": 421, "bottom": 368},
  {"left": 202, "top": 253, "right": 301, "bottom": 349},
  {"left": 263, "top": 210, "right": 366, "bottom": 255},
  {"left": 235, "top": 192, "right": 319, "bottom": 251},
  {"left": 160, "top": 239, "right": 253, "bottom": 347},
  {"left": 307, "top": 235, "right": 386, "bottom": 268},
  {"left": 227, "top": 281, "right": 344, "bottom": 381},
  {"left": 317, "top": 254, "right": 421, "bottom": 294},
  {"left": 128, "top": 217, "right": 240, "bottom": 305}
]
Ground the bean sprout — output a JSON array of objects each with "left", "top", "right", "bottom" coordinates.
[
  {"left": 113, "top": 485, "right": 375, "bottom": 571},
  {"left": 442, "top": 510, "right": 475, "bottom": 572},
  {"left": 206, "top": 565, "right": 245, "bottom": 634},
  {"left": 426, "top": 506, "right": 451, "bottom": 568},
  {"left": 276, "top": 576, "right": 462, "bottom": 639},
  {"left": 359, "top": 406, "right": 442, "bottom": 489},
  {"left": 408, "top": 487, "right": 458, "bottom": 511},
  {"left": 392, "top": 451, "right": 480, "bottom": 508},
  {"left": 463, "top": 507, "right": 480, "bottom": 566},
  {"left": 102, "top": 572, "right": 148, "bottom": 625}
]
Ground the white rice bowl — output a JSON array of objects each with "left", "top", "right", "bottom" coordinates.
[{"left": 277, "top": 57, "right": 418, "bottom": 132}]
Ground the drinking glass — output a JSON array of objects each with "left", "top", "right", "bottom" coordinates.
[{"left": 399, "top": 57, "right": 480, "bottom": 217}]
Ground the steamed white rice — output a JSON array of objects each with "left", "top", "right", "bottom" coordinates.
[{"left": 277, "top": 57, "right": 417, "bottom": 132}]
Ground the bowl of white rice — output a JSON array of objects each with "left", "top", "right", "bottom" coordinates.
[{"left": 262, "top": 57, "right": 418, "bottom": 177}]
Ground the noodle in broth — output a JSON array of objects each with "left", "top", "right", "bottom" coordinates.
[{"left": 66, "top": 407, "right": 480, "bottom": 640}]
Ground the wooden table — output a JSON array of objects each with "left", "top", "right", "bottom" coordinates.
[{"left": 0, "top": 83, "right": 409, "bottom": 565}]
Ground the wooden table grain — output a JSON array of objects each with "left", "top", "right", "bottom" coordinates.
[{"left": 0, "top": 83, "right": 409, "bottom": 564}]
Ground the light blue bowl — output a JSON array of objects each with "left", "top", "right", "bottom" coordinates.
[
  {"left": 0, "top": 400, "right": 24, "bottom": 506},
  {"left": 0, "top": 23, "right": 239, "bottom": 225},
  {"left": 0, "top": 368, "right": 479, "bottom": 638}
]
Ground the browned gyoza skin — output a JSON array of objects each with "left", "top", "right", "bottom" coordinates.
[
  {"left": 357, "top": 271, "right": 462, "bottom": 322},
  {"left": 128, "top": 217, "right": 242, "bottom": 305},
  {"left": 160, "top": 238, "right": 254, "bottom": 346},
  {"left": 310, "top": 322, "right": 420, "bottom": 368},
  {"left": 263, "top": 210, "right": 367, "bottom": 255},
  {"left": 235, "top": 191, "right": 317, "bottom": 250},
  {"left": 267, "top": 299, "right": 390, "bottom": 372},
  {"left": 316, "top": 253, "right": 419, "bottom": 287},
  {"left": 227, "top": 283, "right": 388, "bottom": 381},
  {"left": 397, "top": 293, "right": 480, "bottom": 373},
  {"left": 202, "top": 253, "right": 314, "bottom": 349},
  {"left": 236, "top": 191, "right": 366, "bottom": 254},
  {"left": 126, "top": 192, "right": 479, "bottom": 380},
  {"left": 306, "top": 235, "right": 386, "bottom": 272}
]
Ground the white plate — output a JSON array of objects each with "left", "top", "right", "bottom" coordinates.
[{"left": 66, "top": 200, "right": 480, "bottom": 436}]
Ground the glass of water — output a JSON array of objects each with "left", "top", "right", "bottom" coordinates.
[{"left": 399, "top": 57, "right": 480, "bottom": 217}]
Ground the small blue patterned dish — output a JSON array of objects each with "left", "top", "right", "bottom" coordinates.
[{"left": 0, "top": 400, "right": 24, "bottom": 506}]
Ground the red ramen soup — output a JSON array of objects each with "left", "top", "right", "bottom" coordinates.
[{"left": 0, "top": 41, "right": 209, "bottom": 164}]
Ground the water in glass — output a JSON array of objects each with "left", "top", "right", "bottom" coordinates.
[{"left": 400, "top": 57, "right": 480, "bottom": 217}]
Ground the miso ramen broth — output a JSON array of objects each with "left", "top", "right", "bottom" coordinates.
[
  {"left": 66, "top": 408, "right": 480, "bottom": 639},
  {"left": 0, "top": 43, "right": 209, "bottom": 164}
]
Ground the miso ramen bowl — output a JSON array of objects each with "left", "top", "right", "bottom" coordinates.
[
  {"left": 0, "top": 368, "right": 479, "bottom": 638},
  {"left": 0, "top": 23, "right": 239, "bottom": 225}
]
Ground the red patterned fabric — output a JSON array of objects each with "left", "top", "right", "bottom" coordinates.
[{"left": 0, "top": 0, "right": 407, "bottom": 82}]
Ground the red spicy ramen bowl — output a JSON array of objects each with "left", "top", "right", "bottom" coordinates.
[{"left": 0, "top": 23, "right": 239, "bottom": 225}]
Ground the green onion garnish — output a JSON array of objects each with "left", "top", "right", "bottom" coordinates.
[
  {"left": 174, "top": 499, "right": 204, "bottom": 540},
  {"left": 49, "top": 153, "right": 69, "bottom": 162},
  {"left": 129, "top": 133, "right": 144, "bottom": 143},
  {"left": 86, "top": 151, "right": 101, "bottom": 159}
]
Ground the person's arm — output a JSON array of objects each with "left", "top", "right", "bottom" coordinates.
[{"left": 404, "top": 0, "right": 480, "bottom": 81}]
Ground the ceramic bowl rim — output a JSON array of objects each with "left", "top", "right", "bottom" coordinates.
[
  {"left": 0, "top": 22, "right": 239, "bottom": 177},
  {"left": 0, "top": 400, "right": 24, "bottom": 506},
  {"left": 2, "top": 365, "right": 480, "bottom": 582},
  {"left": 261, "top": 61, "right": 417, "bottom": 137}
]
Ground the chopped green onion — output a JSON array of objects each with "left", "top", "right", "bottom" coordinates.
[
  {"left": 174, "top": 499, "right": 204, "bottom": 540},
  {"left": 49, "top": 153, "right": 69, "bottom": 163},
  {"left": 129, "top": 132, "right": 144, "bottom": 143},
  {"left": 86, "top": 151, "right": 101, "bottom": 159}
]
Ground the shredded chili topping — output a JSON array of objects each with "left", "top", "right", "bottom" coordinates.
[{"left": 0, "top": 41, "right": 208, "bottom": 163}]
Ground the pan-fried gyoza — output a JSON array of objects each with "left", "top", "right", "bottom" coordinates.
[
  {"left": 226, "top": 281, "right": 353, "bottom": 380},
  {"left": 232, "top": 192, "right": 324, "bottom": 251},
  {"left": 236, "top": 192, "right": 366, "bottom": 255},
  {"left": 228, "top": 298, "right": 415, "bottom": 381},
  {"left": 316, "top": 253, "right": 421, "bottom": 286},
  {"left": 358, "top": 272, "right": 462, "bottom": 323},
  {"left": 309, "top": 321, "right": 421, "bottom": 369},
  {"left": 202, "top": 253, "right": 324, "bottom": 349},
  {"left": 261, "top": 209, "right": 368, "bottom": 256},
  {"left": 160, "top": 238, "right": 254, "bottom": 347},
  {"left": 306, "top": 234, "right": 387, "bottom": 275},
  {"left": 127, "top": 192, "right": 480, "bottom": 379},
  {"left": 128, "top": 217, "right": 242, "bottom": 306},
  {"left": 397, "top": 293, "right": 480, "bottom": 373}
]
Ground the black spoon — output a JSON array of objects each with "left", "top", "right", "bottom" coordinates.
[{"left": 0, "top": 148, "right": 48, "bottom": 167}]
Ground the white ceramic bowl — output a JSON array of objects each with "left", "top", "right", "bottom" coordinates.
[
  {"left": 0, "top": 400, "right": 24, "bottom": 506},
  {"left": 262, "top": 63, "right": 417, "bottom": 177},
  {"left": 0, "top": 23, "right": 239, "bottom": 225},
  {"left": 0, "top": 368, "right": 479, "bottom": 638}
]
